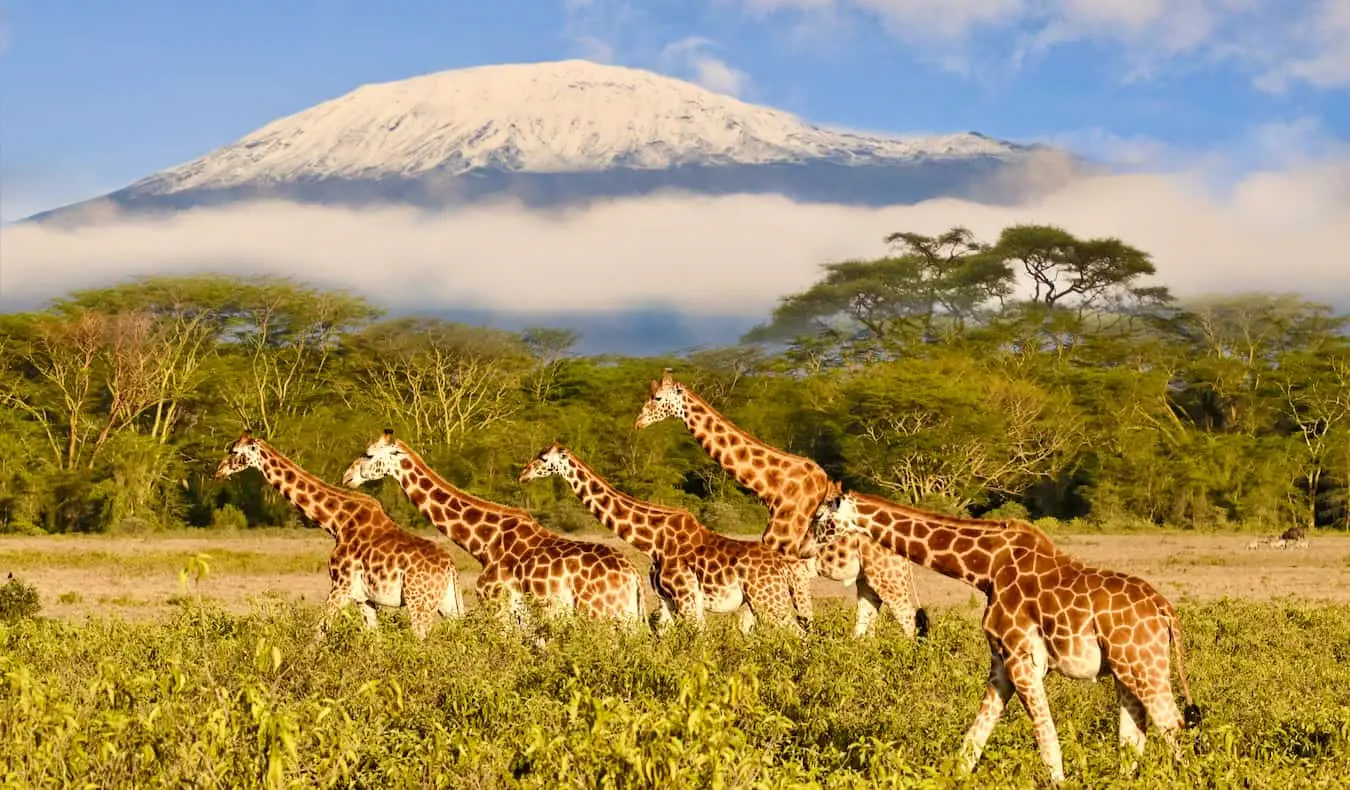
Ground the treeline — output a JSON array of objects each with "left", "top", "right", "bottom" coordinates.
[{"left": 1, "top": 223, "right": 1347, "bottom": 535}]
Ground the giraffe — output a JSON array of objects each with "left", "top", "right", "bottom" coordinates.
[
  {"left": 800, "top": 482, "right": 1203, "bottom": 784},
  {"left": 341, "top": 429, "right": 647, "bottom": 630},
  {"left": 213, "top": 431, "right": 464, "bottom": 640},
  {"left": 517, "top": 441, "right": 811, "bottom": 635},
  {"left": 634, "top": 368, "right": 927, "bottom": 639}
]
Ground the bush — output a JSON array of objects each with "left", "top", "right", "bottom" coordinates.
[
  {"left": 537, "top": 500, "right": 599, "bottom": 533},
  {"left": 698, "top": 500, "right": 768, "bottom": 535},
  {"left": 210, "top": 504, "right": 250, "bottom": 531},
  {"left": 0, "top": 601, "right": 1346, "bottom": 786},
  {"left": 0, "top": 574, "right": 41, "bottom": 622},
  {"left": 983, "top": 501, "right": 1031, "bottom": 521}
]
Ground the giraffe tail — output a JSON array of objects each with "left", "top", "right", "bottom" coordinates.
[
  {"left": 914, "top": 607, "right": 931, "bottom": 640},
  {"left": 1168, "top": 613, "right": 1202, "bottom": 728}
]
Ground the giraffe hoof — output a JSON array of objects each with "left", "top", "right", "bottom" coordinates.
[{"left": 915, "top": 608, "right": 931, "bottom": 640}]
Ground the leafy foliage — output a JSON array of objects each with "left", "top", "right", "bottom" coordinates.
[
  {"left": 0, "top": 601, "right": 1346, "bottom": 786},
  {"left": 0, "top": 575, "right": 40, "bottom": 622},
  {"left": 0, "top": 223, "right": 1348, "bottom": 534}
]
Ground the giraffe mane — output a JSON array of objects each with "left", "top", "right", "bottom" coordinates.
[
  {"left": 394, "top": 439, "right": 534, "bottom": 519},
  {"left": 850, "top": 491, "right": 1058, "bottom": 547},
  {"left": 255, "top": 438, "right": 383, "bottom": 508}
]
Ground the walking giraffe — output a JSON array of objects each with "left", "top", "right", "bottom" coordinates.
[
  {"left": 341, "top": 429, "right": 647, "bottom": 630},
  {"left": 635, "top": 368, "right": 926, "bottom": 638},
  {"left": 214, "top": 430, "right": 464, "bottom": 640},
  {"left": 801, "top": 481, "right": 1202, "bottom": 784},
  {"left": 518, "top": 441, "right": 812, "bottom": 635}
]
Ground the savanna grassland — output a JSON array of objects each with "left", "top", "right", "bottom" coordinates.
[
  {"left": 3, "top": 224, "right": 1350, "bottom": 786},
  {"left": 2, "top": 574, "right": 1349, "bottom": 788}
]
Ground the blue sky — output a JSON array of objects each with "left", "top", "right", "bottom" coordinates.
[{"left": 2, "top": 0, "right": 1347, "bottom": 220}]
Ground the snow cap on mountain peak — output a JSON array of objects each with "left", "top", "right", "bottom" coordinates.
[{"left": 134, "top": 59, "right": 1028, "bottom": 194}]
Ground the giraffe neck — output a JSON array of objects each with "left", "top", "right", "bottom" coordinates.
[
  {"left": 391, "top": 445, "right": 507, "bottom": 556},
  {"left": 680, "top": 389, "right": 806, "bottom": 499},
  {"left": 254, "top": 442, "right": 349, "bottom": 538},
  {"left": 394, "top": 444, "right": 531, "bottom": 563},
  {"left": 561, "top": 456, "right": 665, "bottom": 555},
  {"left": 849, "top": 493, "right": 1050, "bottom": 594}
]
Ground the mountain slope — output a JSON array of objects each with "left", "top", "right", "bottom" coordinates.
[{"left": 27, "top": 60, "right": 1070, "bottom": 223}]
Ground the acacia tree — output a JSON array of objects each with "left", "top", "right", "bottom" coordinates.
[
  {"left": 744, "top": 226, "right": 1015, "bottom": 352},
  {"left": 347, "top": 318, "right": 530, "bottom": 447},
  {"left": 1173, "top": 295, "right": 1344, "bottom": 433},
  {"left": 217, "top": 281, "right": 378, "bottom": 438},
  {"left": 1276, "top": 345, "right": 1350, "bottom": 528},
  {"left": 992, "top": 225, "right": 1159, "bottom": 312},
  {"left": 55, "top": 276, "right": 232, "bottom": 443},
  {"left": 521, "top": 327, "right": 579, "bottom": 404}
]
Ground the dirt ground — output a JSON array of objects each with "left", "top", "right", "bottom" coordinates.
[{"left": 4, "top": 530, "right": 1348, "bottom": 622}]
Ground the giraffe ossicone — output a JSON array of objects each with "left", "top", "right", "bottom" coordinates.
[
  {"left": 341, "top": 429, "right": 647, "bottom": 632},
  {"left": 634, "top": 368, "right": 927, "bottom": 640},
  {"left": 518, "top": 441, "right": 812, "bottom": 636},
  {"left": 804, "top": 480, "right": 1202, "bottom": 784},
  {"left": 215, "top": 431, "right": 464, "bottom": 640}
]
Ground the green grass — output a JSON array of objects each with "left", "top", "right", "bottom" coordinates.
[
  {"left": 0, "top": 547, "right": 484, "bottom": 576},
  {"left": 0, "top": 598, "right": 1346, "bottom": 788}
]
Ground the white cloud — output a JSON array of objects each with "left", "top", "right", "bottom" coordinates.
[
  {"left": 1253, "top": 0, "right": 1350, "bottom": 92},
  {"left": 1037, "top": 116, "right": 1349, "bottom": 179},
  {"left": 7, "top": 151, "right": 1350, "bottom": 317},
  {"left": 571, "top": 35, "right": 616, "bottom": 64},
  {"left": 733, "top": 0, "right": 1350, "bottom": 91},
  {"left": 659, "top": 36, "right": 751, "bottom": 96},
  {"left": 560, "top": 0, "right": 639, "bottom": 65}
]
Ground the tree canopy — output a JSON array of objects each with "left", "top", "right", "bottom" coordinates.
[{"left": 1, "top": 225, "right": 1347, "bottom": 536}]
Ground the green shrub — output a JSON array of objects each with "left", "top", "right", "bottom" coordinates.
[
  {"left": 210, "top": 504, "right": 250, "bottom": 531},
  {"left": 0, "top": 600, "right": 1346, "bottom": 786},
  {"left": 0, "top": 574, "right": 41, "bottom": 622},
  {"left": 698, "top": 500, "right": 767, "bottom": 535}
]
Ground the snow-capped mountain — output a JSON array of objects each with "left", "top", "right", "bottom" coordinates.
[{"left": 27, "top": 60, "right": 1067, "bottom": 223}]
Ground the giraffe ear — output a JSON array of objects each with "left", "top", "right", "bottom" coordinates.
[{"left": 648, "top": 379, "right": 658, "bottom": 395}]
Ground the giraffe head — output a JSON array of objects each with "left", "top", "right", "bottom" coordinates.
[
  {"left": 634, "top": 368, "right": 686, "bottom": 429},
  {"left": 517, "top": 440, "right": 573, "bottom": 482},
  {"left": 214, "top": 430, "right": 265, "bottom": 480},
  {"left": 799, "top": 480, "right": 862, "bottom": 558},
  {"left": 341, "top": 428, "right": 407, "bottom": 488}
]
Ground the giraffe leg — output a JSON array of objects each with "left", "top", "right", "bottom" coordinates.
[
  {"left": 1127, "top": 665, "right": 1187, "bottom": 762},
  {"left": 1116, "top": 678, "right": 1148, "bottom": 775},
  {"left": 654, "top": 592, "right": 677, "bottom": 630},
  {"left": 408, "top": 604, "right": 435, "bottom": 641},
  {"left": 315, "top": 585, "right": 354, "bottom": 641},
  {"left": 359, "top": 602, "right": 379, "bottom": 631},
  {"left": 659, "top": 562, "right": 704, "bottom": 628},
  {"left": 787, "top": 562, "right": 815, "bottom": 632},
  {"left": 675, "top": 584, "right": 706, "bottom": 628},
  {"left": 959, "top": 650, "right": 1015, "bottom": 773},
  {"left": 737, "top": 606, "right": 757, "bottom": 635},
  {"left": 1110, "top": 623, "right": 1189, "bottom": 764},
  {"left": 858, "top": 540, "right": 923, "bottom": 639},
  {"left": 852, "top": 581, "right": 883, "bottom": 639},
  {"left": 744, "top": 574, "right": 806, "bottom": 636},
  {"left": 1005, "top": 650, "right": 1065, "bottom": 784}
]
